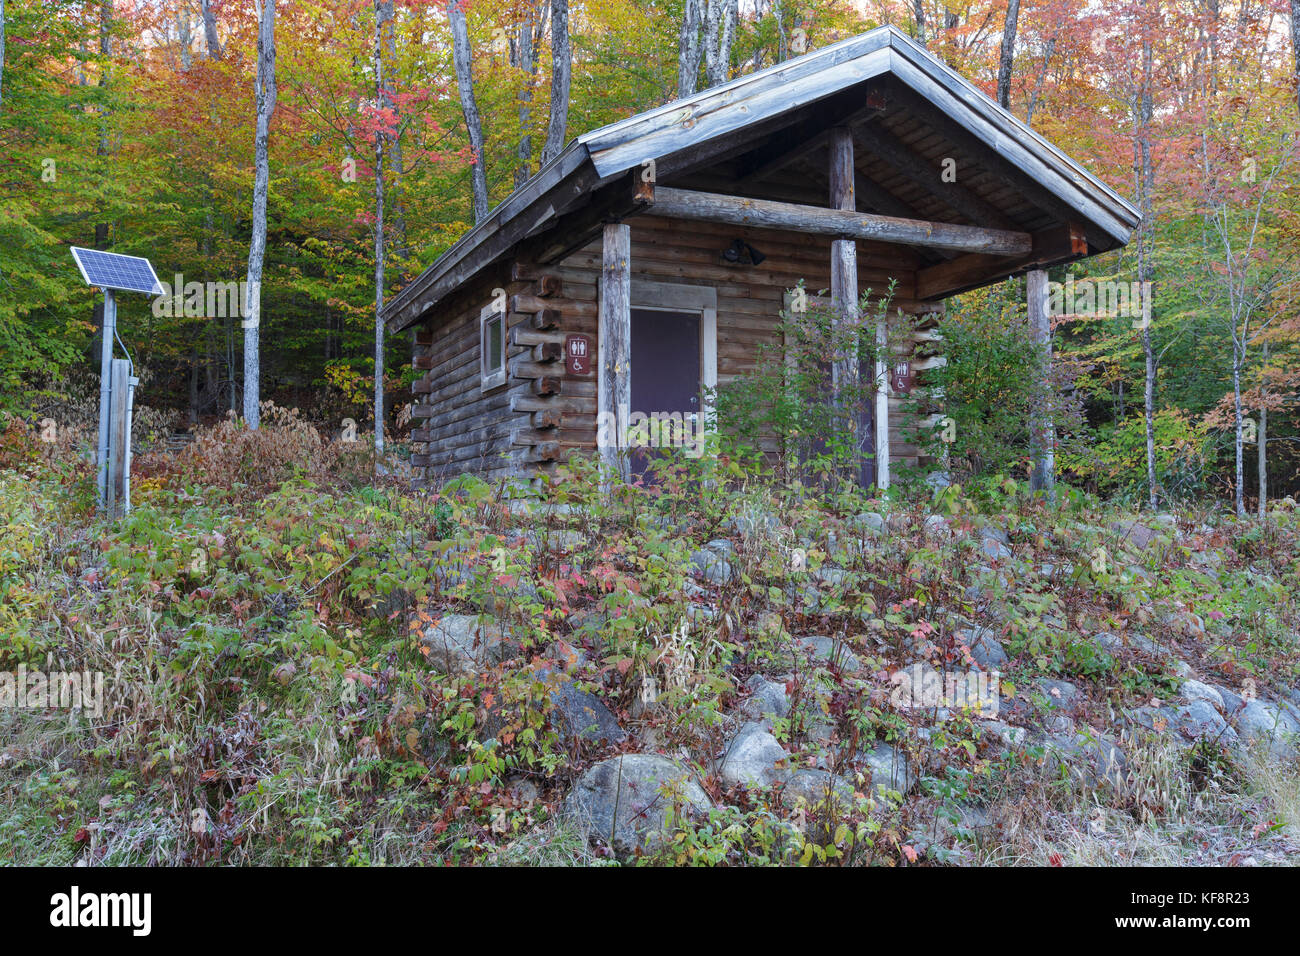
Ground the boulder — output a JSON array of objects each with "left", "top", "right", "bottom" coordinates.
[
  {"left": 565, "top": 755, "right": 712, "bottom": 855},
  {"left": 547, "top": 674, "right": 627, "bottom": 746},
  {"left": 794, "top": 635, "right": 860, "bottom": 673},
  {"left": 1180, "top": 680, "right": 1224, "bottom": 710},
  {"left": 1037, "top": 678, "right": 1081, "bottom": 711},
  {"left": 689, "top": 548, "right": 733, "bottom": 586},
  {"left": 720, "top": 722, "right": 790, "bottom": 788},
  {"left": 742, "top": 674, "right": 791, "bottom": 729},
  {"left": 859, "top": 742, "right": 916, "bottom": 799},
  {"left": 1234, "top": 699, "right": 1300, "bottom": 759},
  {"left": 421, "top": 614, "right": 517, "bottom": 674},
  {"left": 962, "top": 627, "right": 1008, "bottom": 670},
  {"left": 851, "top": 511, "right": 887, "bottom": 535},
  {"left": 779, "top": 769, "right": 855, "bottom": 812}
]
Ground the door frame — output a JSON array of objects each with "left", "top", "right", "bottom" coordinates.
[{"left": 629, "top": 280, "right": 718, "bottom": 437}]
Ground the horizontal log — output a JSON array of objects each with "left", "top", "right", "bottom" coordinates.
[
  {"left": 532, "top": 377, "right": 562, "bottom": 396},
  {"left": 531, "top": 308, "right": 562, "bottom": 330},
  {"left": 532, "top": 408, "right": 562, "bottom": 429},
  {"left": 642, "top": 187, "right": 1031, "bottom": 256},
  {"left": 532, "top": 341, "right": 563, "bottom": 363},
  {"left": 512, "top": 294, "right": 597, "bottom": 319},
  {"left": 535, "top": 275, "right": 563, "bottom": 297}
]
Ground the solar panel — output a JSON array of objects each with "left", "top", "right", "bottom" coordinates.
[{"left": 70, "top": 247, "right": 164, "bottom": 295}]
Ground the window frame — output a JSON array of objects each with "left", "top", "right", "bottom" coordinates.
[{"left": 480, "top": 301, "right": 507, "bottom": 392}]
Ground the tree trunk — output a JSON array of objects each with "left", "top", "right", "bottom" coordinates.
[
  {"left": 913, "top": 0, "right": 927, "bottom": 48},
  {"left": 542, "top": 0, "right": 570, "bottom": 165},
  {"left": 374, "top": 0, "right": 391, "bottom": 457},
  {"left": 1137, "top": 29, "right": 1157, "bottom": 510},
  {"left": 703, "top": 0, "right": 737, "bottom": 87},
  {"left": 243, "top": 0, "right": 277, "bottom": 429},
  {"left": 1232, "top": 347, "right": 1245, "bottom": 516},
  {"left": 1027, "top": 269, "right": 1055, "bottom": 500},
  {"left": 1, "top": 0, "right": 6, "bottom": 114},
  {"left": 513, "top": 8, "right": 539, "bottom": 186},
  {"left": 448, "top": 0, "right": 489, "bottom": 222},
  {"left": 678, "top": 0, "right": 703, "bottom": 97},
  {"left": 996, "top": 0, "right": 1020, "bottom": 110},
  {"left": 199, "top": 0, "right": 221, "bottom": 60},
  {"left": 1292, "top": 0, "right": 1300, "bottom": 112},
  {"left": 1258, "top": 341, "right": 1268, "bottom": 518}
]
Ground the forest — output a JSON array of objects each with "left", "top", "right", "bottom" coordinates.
[
  {"left": 2, "top": 0, "right": 1298, "bottom": 508},
  {"left": 2, "top": 1, "right": 1300, "bottom": 874}
]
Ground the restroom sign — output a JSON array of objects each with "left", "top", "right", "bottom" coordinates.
[
  {"left": 565, "top": 334, "right": 592, "bottom": 375},
  {"left": 891, "top": 360, "right": 914, "bottom": 394}
]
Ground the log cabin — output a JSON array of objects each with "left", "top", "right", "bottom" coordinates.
[{"left": 383, "top": 25, "right": 1140, "bottom": 489}]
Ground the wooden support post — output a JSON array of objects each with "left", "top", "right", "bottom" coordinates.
[
  {"left": 829, "top": 127, "right": 875, "bottom": 488},
  {"left": 599, "top": 222, "right": 631, "bottom": 483},
  {"left": 1027, "top": 269, "right": 1055, "bottom": 500}
]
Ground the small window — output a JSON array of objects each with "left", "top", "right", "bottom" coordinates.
[{"left": 480, "top": 303, "right": 507, "bottom": 391}]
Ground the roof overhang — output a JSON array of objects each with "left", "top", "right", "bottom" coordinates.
[{"left": 384, "top": 25, "right": 1139, "bottom": 334}]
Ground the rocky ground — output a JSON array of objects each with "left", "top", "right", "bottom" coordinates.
[{"left": 2, "top": 459, "right": 1298, "bottom": 865}]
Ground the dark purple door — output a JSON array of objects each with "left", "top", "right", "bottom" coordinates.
[{"left": 630, "top": 308, "right": 700, "bottom": 479}]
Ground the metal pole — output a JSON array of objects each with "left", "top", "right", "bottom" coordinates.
[{"left": 96, "top": 289, "right": 115, "bottom": 512}]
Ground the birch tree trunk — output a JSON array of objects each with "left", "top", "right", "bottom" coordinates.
[
  {"left": 1258, "top": 340, "right": 1268, "bottom": 518},
  {"left": 541, "top": 0, "right": 570, "bottom": 165},
  {"left": 1, "top": 0, "right": 6, "bottom": 114},
  {"left": 1232, "top": 340, "right": 1245, "bottom": 516},
  {"left": 448, "top": 0, "right": 489, "bottom": 222},
  {"left": 243, "top": 0, "right": 277, "bottom": 430},
  {"left": 1292, "top": 0, "right": 1300, "bottom": 112},
  {"left": 703, "top": 0, "right": 737, "bottom": 87},
  {"left": 199, "top": 0, "right": 222, "bottom": 60},
  {"left": 512, "top": 7, "right": 541, "bottom": 186},
  {"left": 996, "top": 0, "right": 1020, "bottom": 110},
  {"left": 374, "top": 0, "right": 392, "bottom": 457},
  {"left": 678, "top": 0, "right": 703, "bottom": 97},
  {"left": 1137, "top": 29, "right": 1158, "bottom": 510}
]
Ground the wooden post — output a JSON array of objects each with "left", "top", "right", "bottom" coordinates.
[
  {"left": 598, "top": 222, "right": 631, "bottom": 483},
  {"left": 828, "top": 127, "right": 877, "bottom": 488},
  {"left": 1027, "top": 268, "right": 1054, "bottom": 500}
]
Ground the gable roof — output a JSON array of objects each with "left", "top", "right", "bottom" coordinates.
[{"left": 385, "top": 25, "right": 1140, "bottom": 333}]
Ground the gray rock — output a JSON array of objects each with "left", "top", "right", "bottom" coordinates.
[
  {"left": 1111, "top": 520, "right": 1160, "bottom": 551},
  {"left": 689, "top": 548, "right": 733, "bottom": 586},
  {"left": 1130, "top": 700, "right": 1237, "bottom": 746},
  {"left": 813, "top": 566, "right": 853, "bottom": 588},
  {"left": 978, "top": 537, "right": 1013, "bottom": 562},
  {"left": 421, "top": 614, "right": 517, "bottom": 673},
  {"left": 704, "top": 538, "right": 735, "bottom": 557},
  {"left": 1212, "top": 683, "right": 1246, "bottom": 714},
  {"left": 721, "top": 722, "right": 790, "bottom": 788},
  {"left": 565, "top": 755, "right": 712, "bottom": 855},
  {"left": 851, "top": 511, "right": 887, "bottom": 535},
  {"left": 1180, "top": 680, "right": 1224, "bottom": 710},
  {"left": 924, "top": 514, "right": 949, "bottom": 536},
  {"left": 547, "top": 674, "right": 626, "bottom": 746},
  {"left": 859, "top": 742, "right": 916, "bottom": 799},
  {"left": 962, "top": 627, "right": 1007, "bottom": 670},
  {"left": 925, "top": 471, "right": 952, "bottom": 490},
  {"left": 780, "top": 769, "right": 855, "bottom": 811},
  {"left": 1037, "top": 678, "right": 1081, "bottom": 710},
  {"left": 1095, "top": 631, "right": 1192, "bottom": 676},
  {"left": 742, "top": 674, "right": 791, "bottom": 728},
  {"left": 978, "top": 526, "right": 1011, "bottom": 546},
  {"left": 794, "top": 635, "right": 860, "bottom": 673},
  {"left": 1046, "top": 729, "right": 1126, "bottom": 787},
  {"left": 1234, "top": 700, "right": 1300, "bottom": 759}
]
